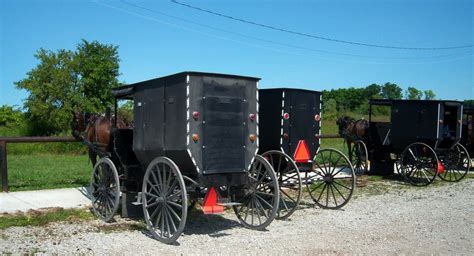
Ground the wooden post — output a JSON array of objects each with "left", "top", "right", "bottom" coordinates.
[{"left": 1, "top": 141, "right": 7, "bottom": 192}]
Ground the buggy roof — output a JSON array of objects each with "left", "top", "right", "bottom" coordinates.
[
  {"left": 260, "top": 88, "right": 322, "bottom": 94},
  {"left": 464, "top": 107, "right": 474, "bottom": 114},
  {"left": 112, "top": 71, "right": 261, "bottom": 99},
  {"left": 369, "top": 98, "right": 463, "bottom": 106}
]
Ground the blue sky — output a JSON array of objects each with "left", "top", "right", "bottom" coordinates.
[{"left": 1, "top": 0, "right": 472, "bottom": 107}]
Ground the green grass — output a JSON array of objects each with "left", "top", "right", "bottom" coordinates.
[
  {"left": 8, "top": 154, "right": 91, "bottom": 191},
  {"left": 0, "top": 208, "right": 93, "bottom": 229}
]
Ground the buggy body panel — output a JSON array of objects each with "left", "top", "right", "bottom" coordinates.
[
  {"left": 369, "top": 99, "right": 463, "bottom": 152},
  {"left": 258, "top": 88, "right": 322, "bottom": 159}
]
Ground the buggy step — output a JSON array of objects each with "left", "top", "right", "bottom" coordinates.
[
  {"left": 131, "top": 192, "right": 142, "bottom": 205},
  {"left": 216, "top": 202, "right": 242, "bottom": 207}
]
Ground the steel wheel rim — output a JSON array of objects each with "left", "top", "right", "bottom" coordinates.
[
  {"left": 438, "top": 143, "right": 470, "bottom": 182},
  {"left": 90, "top": 158, "right": 120, "bottom": 222},
  {"left": 400, "top": 142, "right": 438, "bottom": 186},
  {"left": 263, "top": 150, "right": 302, "bottom": 220},
  {"left": 307, "top": 148, "right": 356, "bottom": 209},
  {"left": 142, "top": 157, "right": 187, "bottom": 244},
  {"left": 351, "top": 141, "right": 368, "bottom": 176},
  {"left": 233, "top": 155, "right": 280, "bottom": 230}
]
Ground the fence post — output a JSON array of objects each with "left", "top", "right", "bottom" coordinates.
[{"left": 0, "top": 141, "right": 7, "bottom": 192}]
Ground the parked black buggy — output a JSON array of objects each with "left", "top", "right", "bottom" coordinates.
[
  {"left": 367, "top": 99, "right": 470, "bottom": 186},
  {"left": 258, "top": 88, "right": 356, "bottom": 219},
  {"left": 89, "top": 72, "right": 281, "bottom": 244}
]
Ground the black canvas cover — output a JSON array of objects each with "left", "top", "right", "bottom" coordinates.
[
  {"left": 113, "top": 72, "right": 259, "bottom": 177},
  {"left": 259, "top": 88, "right": 322, "bottom": 159},
  {"left": 369, "top": 99, "right": 463, "bottom": 151}
]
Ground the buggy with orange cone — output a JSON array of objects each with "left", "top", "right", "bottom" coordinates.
[
  {"left": 368, "top": 99, "right": 470, "bottom": 186},
  {"left": 258, "top": 88, "right": 356, "bottom": 219},
  {"left": 89, "top": 72, "right": 281, "bottom": 244}
]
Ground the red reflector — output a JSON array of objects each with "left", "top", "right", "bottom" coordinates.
[
  {"left": 315, "top": 114, "right": 321, "bottom": 122},
  {"left": 283, "top": 133, "right": 289, "bottom": 139},
  {"left": 192, "top": 111, "right": 200, "bottom": 120},
  {"left": 293, "top": 140, "right": 311, "bottom": 163},
  {"left": 437, "top": 160, "right": 445, "bottom": 174},
  {"left": 202, "top": 187, "right": 224, "bottom": 214},
  {"left": 249, "top": 113, "right": 256, "bottom": 121},
  {"left": 283, "top": 113, "right": 290, "bottom": 119}
]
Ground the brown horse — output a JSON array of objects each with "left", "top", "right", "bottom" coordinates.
[
  {"left": 71, "top": 110, "right": 127, "bottom": 167},
  {"left": 336, "top": 115, "right": 369, "bottom": 160}
]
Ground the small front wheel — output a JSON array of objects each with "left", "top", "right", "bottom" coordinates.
[
  {"left": 233, "top": 155, "right": 280, "bottom": 230},
  {"left": 350, "top": 140, "right": 368, "bottom": 175},
  {"left": 90, "top": 158, "right": 120, "bottom": 222}
]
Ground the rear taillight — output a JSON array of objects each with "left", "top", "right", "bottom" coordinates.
[
  {"left": 192, "top": 134, "right": 199, "bottom": 142},
  {"left": 283, "top": 133, "right": 289, "bottom": 139},
  {"left": 283, "top": 113, "right": 290, "bottom": 120},
  {"left": 249, "top": 113, "right": 256, "bottom": 122},
  {"left": 314, "top": 114, "right": 321, "bottom": 122}
]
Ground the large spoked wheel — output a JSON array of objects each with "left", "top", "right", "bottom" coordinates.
[
  {"left": 233, "top": 155, "right": 280, "bottom": 230},
  {"left": 400, "top": 142, "right": 438, "bottom": 186},
  {"left": 308, "top": 148, "right": 356, "bottom": 209},
  {"left": 262, "top": 150, "right": 302, "bottom": 220},
  {"left": 90, "top": 158, "right": 121, "bottom": 222},
  {"left": 438, "top": 143, "right": 470, "bottom": 182},
  {"left": 350, "top": 140, "right": 368, "bottom": 175},
  {"left": 142, "top": 157, "right": 187, "bottom": 244}
]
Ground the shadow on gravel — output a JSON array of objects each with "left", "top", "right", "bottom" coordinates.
[{"left": 182, "top": 209, "right": 242, "bottom": 237}]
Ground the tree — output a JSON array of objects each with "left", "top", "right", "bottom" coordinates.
[
  {"left": 424, "top": 90, "right": 436, "bottom": 100},
  {"left": 365, "top": 83, "right": 381, "bottom": 99},
  {"left": 322, "top": 98, "right": 338, "bottom": 119},
  {"left": 15, "top": 40, "right": 120, "bottom": 135},
  {"left": 406, "top": 87, "right": 423, "bottom": 100},
  {"left": 381, "top": 82, "right": 402, "bottom": 100}
]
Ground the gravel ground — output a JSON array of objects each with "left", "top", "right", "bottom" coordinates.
[{"left": 1, "top": 178, "right": 473, "bottom": 255}]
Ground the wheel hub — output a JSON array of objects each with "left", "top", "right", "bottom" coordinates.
[
  {"left": 323, "top": 174, "right": 333, "bottom": 183},
  {"left": 156, "top": 197, "right": 165, "bottom": 204}
]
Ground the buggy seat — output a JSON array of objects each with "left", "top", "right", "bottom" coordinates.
[{"left": 112, "top": 128, "right": 139, "bottom": 167}]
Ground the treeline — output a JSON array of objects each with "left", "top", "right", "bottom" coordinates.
[{"left": 322, "top": 83, "right": 437, "bottom": 119}]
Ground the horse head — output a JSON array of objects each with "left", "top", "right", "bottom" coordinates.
[
  {"left": 71, "top": 111, "right": 91, "bottom": 139},
  {"left": 336, "top": 115, "right": 354, "bottom": 136}
]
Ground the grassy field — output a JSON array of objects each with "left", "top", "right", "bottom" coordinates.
[
  {"left": 2, "top": 118, "right": 368, "bottom": 192},
  {"left": 8, "top": 154, "right": 91, "bottom": 191}
]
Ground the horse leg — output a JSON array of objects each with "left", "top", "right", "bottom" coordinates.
[
  {"left": 89, "top": 148, "right": 97, "bottom": 168},
  {"left": 347, "top": 140, "right": 352, "bottom": 162}
]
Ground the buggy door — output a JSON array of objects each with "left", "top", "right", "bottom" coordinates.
[{"left": 287, "top": 91, "right": 320, "bottom": 160}]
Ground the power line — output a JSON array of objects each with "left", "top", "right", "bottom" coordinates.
[
  {"left": 171, "top": 0, "right": 474, "bottom": 51},
  {"left": 94, "top": 1, "right": 473, "bottom": 65},
  {"left": 121, "top": 0, "right": 470, "bottom": 60}
]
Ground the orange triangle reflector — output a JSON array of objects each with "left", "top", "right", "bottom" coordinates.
[
  {"left": 202, "top": 187, "right": 224, "bottom": 214},
  {"left": 293, "top": 140, "right": 311, "bottom": 163},
  {"left": 437, "top": 160, "right": 445, "bottom": 174}
]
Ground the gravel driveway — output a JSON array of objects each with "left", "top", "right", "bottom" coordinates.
[{"left": 1, "top": 178, "right": 473, "bottom": 255}]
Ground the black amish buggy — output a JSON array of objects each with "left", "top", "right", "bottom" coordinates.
[
  {"left": 258, "top": 88, "right": 356, "bottom": 217},
  {"left": 461, "top": 106, "right": 474, "bottom": 155},
  {"left": 367, "top": 99, "right": 470, "bottom": 186},
  {"left": 89, "top": 72, "right": 281, "bottom": 244}
]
